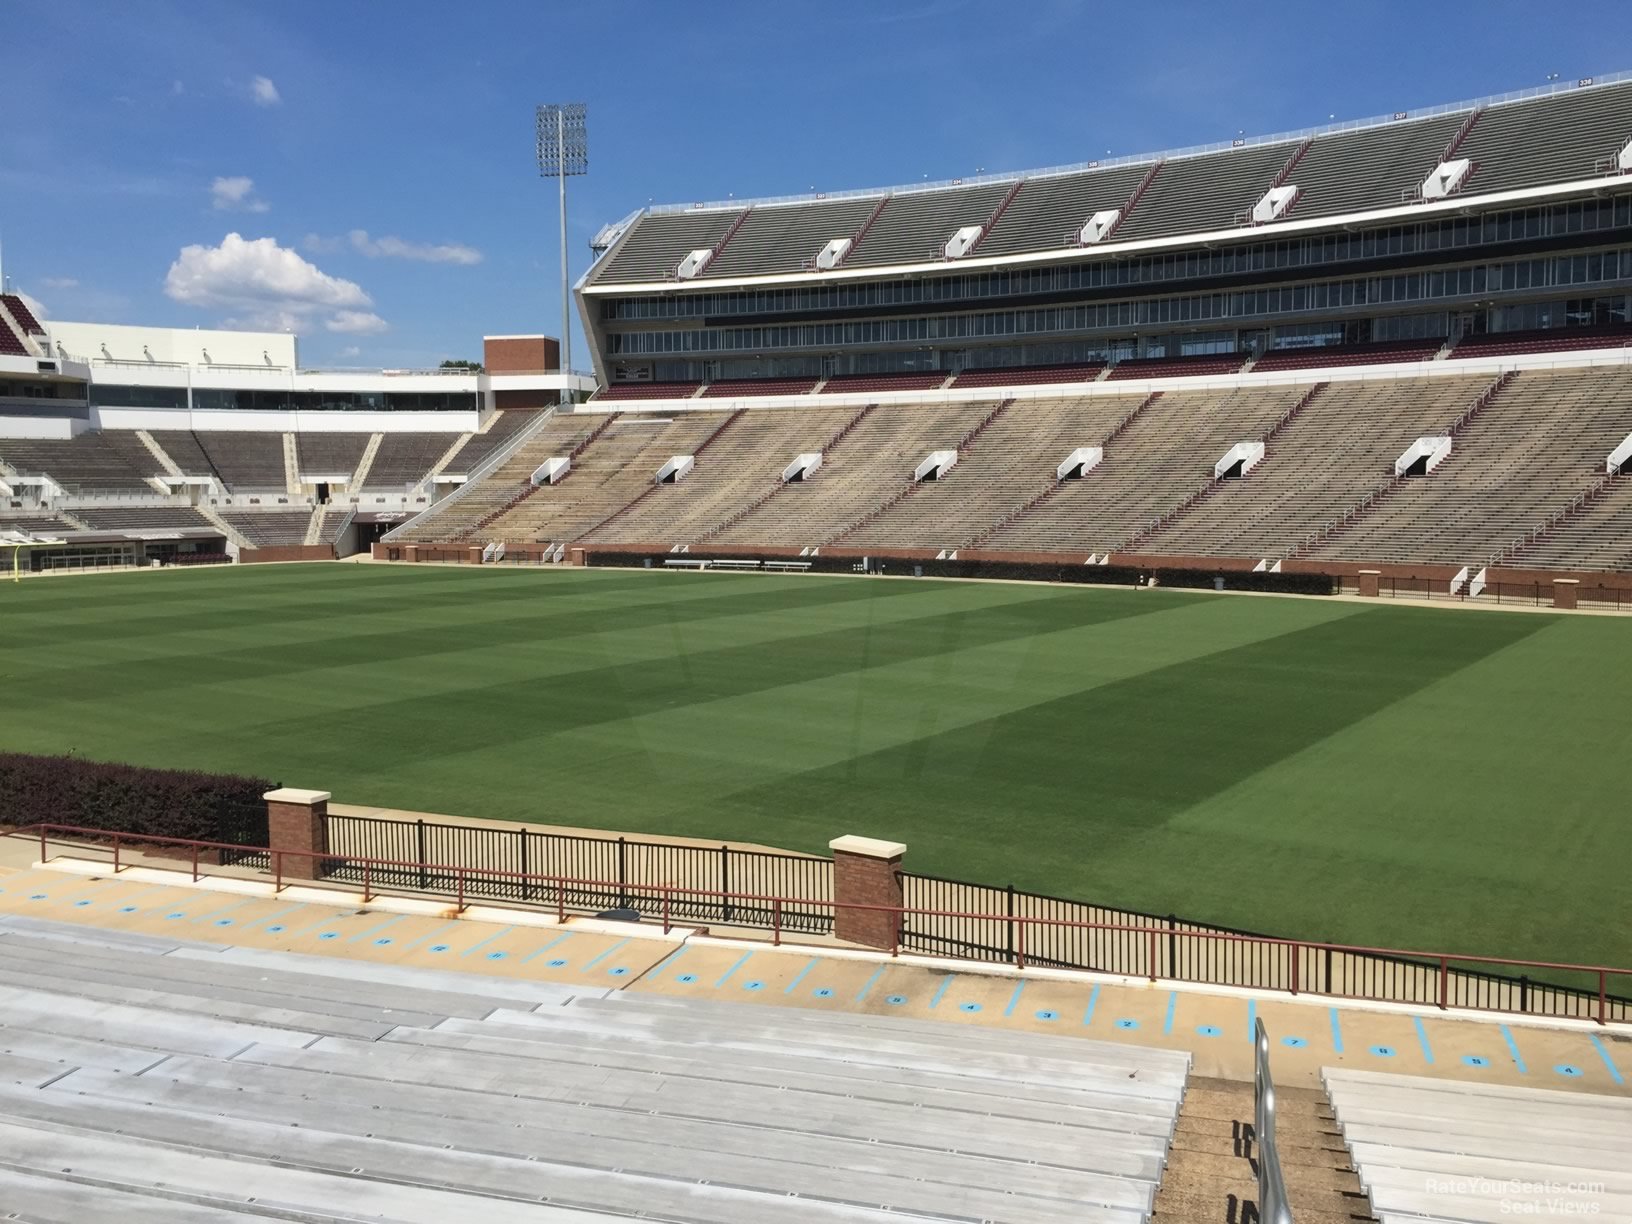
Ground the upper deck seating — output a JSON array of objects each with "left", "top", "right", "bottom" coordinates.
[
  {"left": 699, "top": 197, "right": 880, "bottom": 279},
  {"left": 363, "top": 433, "right": 455, "bottom": 488},
  {"left": 295, "top": 433, "right": 371, "bottom": 478},
  {"left": 0, "top": 433, "right": 159, "bottom": 493},
  {"left": 1457, "top": 79, "right": 1632, "bottom": 196},
  {"left": 595, "top": 209, "right": 743, "bottom": 283}
]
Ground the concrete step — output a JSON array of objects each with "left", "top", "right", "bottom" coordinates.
[{"left": 0, "top": 1167, "right": 275, "bottom": 1224}]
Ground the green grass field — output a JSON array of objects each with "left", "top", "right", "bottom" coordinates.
[{"left": 3, "top": 562, "right": 1628, "bottom": 968}]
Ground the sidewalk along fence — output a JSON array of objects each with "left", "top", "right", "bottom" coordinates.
[
  {"left": 14, "top": 823, "right": 1631, "bottom": 1026},
  {"left": 902, "top": 871, "right": 1630, "bottom": 1024},
  {"left": 323, "top": 813, "right": 833, "bottom": 934}
]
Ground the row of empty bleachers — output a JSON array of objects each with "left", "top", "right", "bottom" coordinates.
[
  {"left": 845, "top": 394, "right": 1145, "bottom": 549},
  {"left": 1108, "top": 352, "right": 1247, "bottom": 381},
  {"left": 148, "top": 431, "right": 286, "bottom": 491},
  {"left": 439, "top": 410, "right": 527, "bottom": 475},
  {"left": 218, "top": 508, "right": 311, "bottom": 547},
  {"left": 701, "top": 377, "right": 818, "bottom": 398},
  {"left": 1324, "top": 1067, "right": 1631, "bottom": 1223},
  {"left": 597, "top": 380, "right": 703, "bottom": 401},
  {"left": 1138, "top": 376, "right": 1490, "bottom": 559},
  {"left": 395, "top": 413, "right": 600, "bottom": 540},
  {"left": 1115, "top": 143, "right": 1293, "bottom": 242},
  {"left": 0, "top": 433, "right": 160, "bottom": 492},
  {"left": 952, "top": 362, "right": 1106, "bottom": 388},
  {"left": 818, "top": 371, "right": 946, "bottom": 395},
  {"left": 587, "top": 405, "right": 858, "bottom": 545},
  {"left": 69, "top": 505, "right": 218, "bottom": 534},
  {"left": 844, "top": 183, "right": 1012, "bottom": 268},
  {"left": 701, "top": 196, "right": 879, "bottom": 279},
  {"left": 1312, "top": 367, "right": 1632, "bottom": 564},
  {"left": 582, "top": 82, "right": 1632, "bottom": 285},
  {"left": 294, "top": 432, "right": 370, "bottom": 478},
  {"left": 595, "top": 207, "right": 743, "bottom": 283},
  {"left": 712, "top": 400, "right": 997, "bottom": 547},
  {"left": 1458, "top": 79, "right": 1632, "bottom": 196},
  {"left": 984, "top": 385, "right": 1305, "bottom": 555},
  {"left": 1450, "top": 323, "right": 1632, "bottom": 361},
  {"left": 975, "top": 164, "right": 1152, "bottom": 258},
  {"left": 0, "top": 913, "right": 1189, "bottom": 1223},
  {"left": 0, "top": 511, "right": 83, "bottom": 534},
  {"left": 363, "top": 431, "right": 454, "bottom": 488},
  {"left": 1510, "top": 475, "right": 1632, "bottom": 572},
  {"left": 481, "top": 412, "right": 730, "bottom": 543},
  {"left": 1254, "top": 339, "right": 1443, "bottom": 372}
]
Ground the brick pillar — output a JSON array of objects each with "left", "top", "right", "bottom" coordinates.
[
  {"left": 1552, "top": 578, "right": 1579, "bottom": 610},
  {"left": 829, "top": 835, "right": 905, "bottom": 951},
  {"left": 264, "top": 788, "right": 330, "bottom": 881},
  {"left": 1357, "top": 569, "right": 1381, "bottom": 598},
  {"left": 404, "top": 544, "right": 419, "bottom": 563},
  {"left": 569, "top": 547, "right": 587, "bottom": 567},
  {"left": 468, "top": 544, "right": 484, "bottom": 564}
]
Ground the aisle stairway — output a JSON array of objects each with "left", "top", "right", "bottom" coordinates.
[{"left": 1152, "top": 1076, "right": 1377, "bottom": 1224}]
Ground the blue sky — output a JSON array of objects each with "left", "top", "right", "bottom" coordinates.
[{"left": 3, "top": 1, "right": 1629, "bottom": 369}]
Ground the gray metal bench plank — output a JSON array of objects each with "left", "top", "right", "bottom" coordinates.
[
  {"left": 435, "top": 1013, "right": 1181, "bottom": 1121},
  {"left": 0, "top": 937, "right": 454, "bottom": 1030},
  {"left": 57, "top": 1065, "right": 1159, "bottom": 1218},
  {"left": 243, "top": 1037, "right": 1165, "bottom": 1168},
  {"left": 0, "top": 1086, "right": 1106, "bottom": 1224},
  {"left": 0, "top": 1117, "right": 617, "bottom": 1223},
  {"left": 0, "top": 1166, "right": 279, "bottom": 1223},
  {"left": 464, "top": 1006, "right": 1187, "bottom": 1097},
  {"left": 0, "top": 985, "right": 318, "bottom": 1052}
]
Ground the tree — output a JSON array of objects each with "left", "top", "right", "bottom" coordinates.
[{"left": 439, "top": 359, "right": 484, "bottom": 372}]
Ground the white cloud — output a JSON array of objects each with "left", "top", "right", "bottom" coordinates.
[
  {"left": 250, "top": 75, "right": 281, "bottom": 107},
  {"left": 165, "top": 233, "right": 381, "bottom": 335},
  {"left": 210, "top": 175, "right": 269, "bottom": 213},
  {"left": 337, "top": 345, "right": 361, "bottom": 358},
  {"left": 325, "top": 310, "right": 388, "bottom": 335},
  {"left": 41, "top": 277, "right": 79, "bottom": 290},
  {"left": 348, "top": 229, "right": 482, "bottom": 265},
  {"left": 301, "top": 232, "right": 342, "bottom": 254}
]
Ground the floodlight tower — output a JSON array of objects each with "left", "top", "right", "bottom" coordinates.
[{"left": 536, "top": 103, "right": 588, "bottom": 405}]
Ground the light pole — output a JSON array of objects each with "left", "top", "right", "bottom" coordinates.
[{"left": 536, "top": 103, "right": 588, "bottom": 404}]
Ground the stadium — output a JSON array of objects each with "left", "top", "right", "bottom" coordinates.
[{"left": 1, "top": 28, "right": 1630, "bottom": 1224}]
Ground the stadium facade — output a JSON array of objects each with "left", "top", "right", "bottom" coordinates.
[{"left": 577, "top": 74, "right": 1632, "bottom": 387}]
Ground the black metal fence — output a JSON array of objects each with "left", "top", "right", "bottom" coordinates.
[
  {"left": 217, "top": 802, "right": 269, "bottom": 868},
  {"left": 323, "top": 814, "right": 833, "bottom": 934}
]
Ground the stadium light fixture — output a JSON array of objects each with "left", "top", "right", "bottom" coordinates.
[{"left": 536, "top": 102, "right": 588, "bottom": 403}]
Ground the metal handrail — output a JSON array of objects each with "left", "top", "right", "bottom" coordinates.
[
  {"left": 11, "top": 823, "right": 1629, "bottom": 1025},
  {"left": 1255, "top": 1018, "right": 1295, "bottom": 1224}
]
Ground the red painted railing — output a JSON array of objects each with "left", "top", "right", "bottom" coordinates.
[{"left": 13, "top": 824, "right": 1629, "bottom": 1025}]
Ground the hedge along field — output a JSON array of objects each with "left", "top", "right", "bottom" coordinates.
[{"left": 2, "top": 562, "right": 1629, "bottom": 970}]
